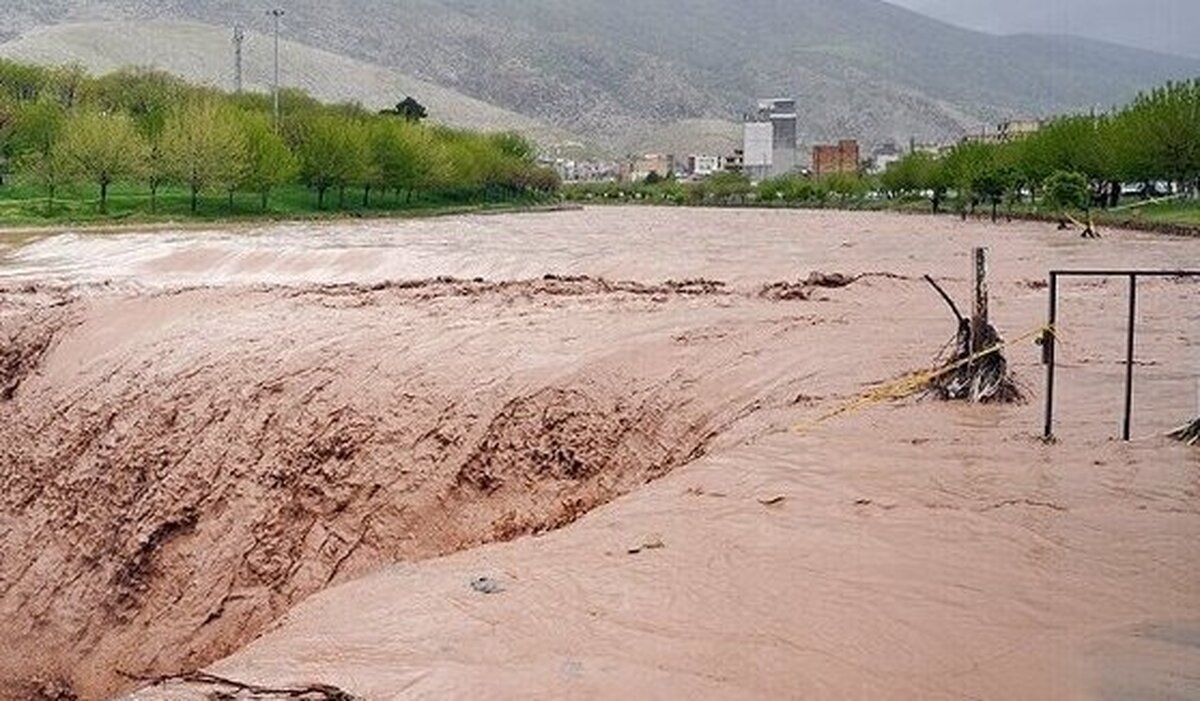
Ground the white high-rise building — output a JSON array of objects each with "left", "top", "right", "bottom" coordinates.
[
  {"left": 742, "top": 98, "right": 798, "bottom": 182},
  {"left": 743, "top": 121, "right": 774, "bottom": 182}
]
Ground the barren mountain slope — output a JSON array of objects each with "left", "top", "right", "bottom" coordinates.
[{"left": 2, "top": 0, "right": 1197, "bottom": 149}]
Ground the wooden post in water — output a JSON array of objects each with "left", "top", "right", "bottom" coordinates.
[{"left": 969, "top": 247, "right": 990, "bottom": 401}]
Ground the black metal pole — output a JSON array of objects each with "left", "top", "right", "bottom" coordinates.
[
  {"left": 1123, "top": 274, "right": 1138, "bottom": 441},
  {"left": 1043, "top": 272, "right": 1058, "bottom": 440}
]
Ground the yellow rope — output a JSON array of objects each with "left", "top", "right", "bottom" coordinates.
[{"left": 792, "top": 324, "right": 1055, "bottom": 433}]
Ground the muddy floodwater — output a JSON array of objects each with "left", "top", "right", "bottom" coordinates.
[{"left": 0, "top": 207, "right": 1197, "bottom": 700}]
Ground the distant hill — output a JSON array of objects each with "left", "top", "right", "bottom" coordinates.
[
  {"left": 889, "top": 0, "right": 1200, "bottom": 60},
  {"left": 2, "top": 0, "right": 1198, "bottom": 153},
  {"left": 0, "top": 21, "right": 574, "bottom": 148}
]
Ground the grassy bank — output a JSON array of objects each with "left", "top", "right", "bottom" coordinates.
[
  {"left": 0, "top": 181, "right": 562, "bottom": 231},
  {"left": 563, "top": 183, "right": 1200, "bottom": 236}
]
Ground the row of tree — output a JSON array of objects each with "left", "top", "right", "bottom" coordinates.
[
  {"left": 0, "top": 60, "right": 559, "bottom": 213},
  {"left": 880, "top": 79, "right": 1200, "bottom": 218}
]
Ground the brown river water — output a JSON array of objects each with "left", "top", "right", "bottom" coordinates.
[{"left": 0, "top": 207, "right": 1196, "bottom": 700}]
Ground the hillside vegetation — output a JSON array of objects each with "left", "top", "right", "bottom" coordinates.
[
  {"left": 0, "top": 59, "right": 559, "bottom": 227},
  {"left": 0, "top": 21, "right": 573, "bottom": 147}
]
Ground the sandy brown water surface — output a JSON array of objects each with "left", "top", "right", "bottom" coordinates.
[{"left": 0, "top": 207, "right": 1196, "bottom": 700}]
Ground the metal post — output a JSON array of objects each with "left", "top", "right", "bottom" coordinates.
[
  {"left": 1043, "top": 272, "right": 1058, "bottom": 440},
  {"left": 268, "top": 9, "right": 284, "bottom": 126},
  {"left": 969, "top": 247, "right": 989, "bottom": 402},
  {"left": 1122, "top": 274, "right": 1138, "bottom": 441},
  {"left": 233, "top": 25, "right": 245, "bottom": 94}
]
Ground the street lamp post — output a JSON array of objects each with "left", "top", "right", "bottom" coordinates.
[{"left": 268, "top": 8, "right": 285, "bottom": 125}]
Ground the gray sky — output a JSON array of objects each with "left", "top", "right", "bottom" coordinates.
[{"left": 885, "top": 0, "right": 1200, "bottom": 58}]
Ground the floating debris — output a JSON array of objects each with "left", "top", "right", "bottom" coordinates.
[{"left": 470, "top": 576, "right": 505, "bottom": 594}]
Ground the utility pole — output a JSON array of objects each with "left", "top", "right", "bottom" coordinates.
[
  {"left": 232, "top": 25, "right": 245, "bottom": 94},
  {"left": 268, "top": 8, "right": 285, "bottom": 125}
]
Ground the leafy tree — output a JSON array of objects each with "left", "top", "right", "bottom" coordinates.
[
  {"left": 162, "top": 101, "right": 248, "bottom": 213},
  {"left": 18, "top": 146, "right": 70, "bottom": 215},
  {"left": 1043, "top": 170, "right": 1091, "bottom": 215},
  {"left": 11, "top": 98, "right": 66, "bottom": 159},
  {"left": 824, "top": 172, "right": 868, "bottom": 201},
  {"left": 944, "top": 141, "right": 995, "bottom": 217},
  {"left": 1116, "top": 80, "right": 1200, "bottom": 197},
  {"left": 239, "top": 110, "right": 297, "bottom": 210},
  {"left": 11, "top": 98, "right": 68, "bottom": 212},
  {"left": 973, "top": 167, "right": 1012, "bottom": 223},
  {"left": 91, "top": 69, "right": 186, "bottom": 211},
  {"left": 0, "top": 96, "right": 14, "bottom": 187},
  {"left": 0, "top": 59, "right": 48, "bottom": 102},
  {"left": 47, "top": 64, "right": 88, "bottom": 109},
  {"left": 296, "top": 113, "right": 368, "bottom": 208},
  {"left": 55, "top": 110, "right": 145, "bottom": 213},
  {"left": 491, "top": 132, "right": 535, "bottom": 162},
  {"left": 758, "top": 174, "right": 822, "bottom": 202},
  {"left": 93, "top": 68, "right": 186, "bottom": 139},
  {"left": 700, "top": 171, "right": 753, "bottom": 204},
  {"left": 381, "top": 96, "right": 428, "bottom": 122},
  {"left": 370, "top": 119, "right": 431, "bottom": 204}
]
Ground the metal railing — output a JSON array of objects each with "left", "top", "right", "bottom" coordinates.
[{"left": 1043, "top": 269, "right": 1200, "bottom": 441}]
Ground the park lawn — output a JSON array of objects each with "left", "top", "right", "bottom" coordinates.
[
  {"left": 1126, "top": 199, "right": 1200, "bottom": 227},
  {"left": 0, "top": 180, "right": 552, "bottom": 230}
]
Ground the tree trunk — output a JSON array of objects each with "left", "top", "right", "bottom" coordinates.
[
  {"left": 150, "top": 183, "right": 158, "bottom": 214},
  {"left": 227, "top": 190, "right": 235, "bottom": 211},
  {"left": 338, "top": 186, "right": 345, "bottom": 208},
  {"left": 190, "top": 184, "right": 199, "bottom": 214},
  {"left": 100, "top": 180, "right": 109, "bottom": 214},
  {"left": 362, "top": 185, "right": 370, "bottom": 207},
  {"left": 261, "top": 190, "right": 269, "bottom": 211},
  {"left": 317, "top": 186, "right": 326, "bottom": 209},
  {"left": 991, "top": 200, "right": 998, "bottom": 223}
]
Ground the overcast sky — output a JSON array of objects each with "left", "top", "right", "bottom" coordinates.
[{"left": 885, "top": 0, "right": 1200, "bottom": 58}]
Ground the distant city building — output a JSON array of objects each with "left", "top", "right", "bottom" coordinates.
[
  {"left": 812, "top": 139, "right": 860, "bottom": 177},
  {"left": 742, "top": 97, "right": 799, "bottom": 181},
  {"left": 760, "top": 98, "right": 798, "bottom": 176},
  {"left": 743, "top": 121, "right": 774, "bottom": 181},
  {"left": 544, "top": 157, "right": 620, "bottom": 183},
  {"left": 964, "top": 118, "right": 1045, "bottom": 145},
  {"left": 624, "top": 153, "right": 674, "bottom": 182},
  {"left": 997, "top": 119, "right": 1043, "bottom": 141},
  {"left": 687, "top": 154, "right": 722, "bottom": 177},
  {"left": 723, "top": 149, "right": 745, "bottom": 174},
  {"left": 868, "top": 140, "right": 903, "bottom": 174}
]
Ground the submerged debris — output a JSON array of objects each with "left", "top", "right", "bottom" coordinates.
[
  {"left": 760, "top": 271, "right": 911, "bottom": 301},
  {"left": 1168, "top": 418, "right": 1200, "bottom": 446},
  {"left": 923, "top": 275, "right": 1022, "bottom": 404},
  {"left": 133, "top": 672, "right": 359, "bottom": 700},
  {"left": 470, "top": 576, "right": 506, "bottom": 594}
]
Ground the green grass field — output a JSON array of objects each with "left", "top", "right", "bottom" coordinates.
[
  {"left": 1106, "top": 199, "right": 1200, "bottom": 228},
  {"left": 0, "top": 180, "right": 554, "bottom": 230}
]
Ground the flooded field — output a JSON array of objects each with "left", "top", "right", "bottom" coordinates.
[{"left": 0, "top": 208, "right": 1197, "bottom": 700}]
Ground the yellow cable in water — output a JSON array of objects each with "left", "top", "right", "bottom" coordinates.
[{"left": 792, "top": 324, "right": 1055, "bottom": 433}]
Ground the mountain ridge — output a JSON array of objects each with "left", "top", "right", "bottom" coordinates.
[{"left": 2, "top": 0, "right": 1197, "bottom": 153}]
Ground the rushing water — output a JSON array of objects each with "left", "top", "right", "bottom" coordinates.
[{"left": 2, "top": 207, "right": 1193, "bottom": 289}]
